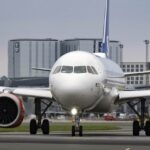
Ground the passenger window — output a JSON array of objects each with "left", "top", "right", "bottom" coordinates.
[
  {"left": 87, "top": 66, "right": 94, "bottom": 74},
  {"left": 53, "top": 66, "right": 61, "bottom": 74},
  {"left": 91, "top": 66, "right": 98, "bottom": 74},
  {"left": 61, "top": 66, "right": 73, "bottom": 73},
  {"left": 74, "top": 66, "right": 86, "bottom": 73}
]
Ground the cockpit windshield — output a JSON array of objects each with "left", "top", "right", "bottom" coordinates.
[
  {"left": 87, "top": 66, "right": 98, "bottom": 74},
  {"left": 87, "top": 66, "right": 94, "bottom": 74},
  {"left": 61, "top": 66, "right": 73, "bottom": 73},
  {"left": 53, "top": 65, "right": 98, "bottom": 75},
  {"left": 53, "top": 66, "right": 61, "bottom": 74},
  {"left": 74, "top": 66, "right": 86, "bottom": 73},
  {"left": 91, "top": 66, "right": 98, "bottom": 74}
]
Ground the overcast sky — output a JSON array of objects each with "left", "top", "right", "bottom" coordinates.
[{"left": 0, "top": 0, "right": 150, "bottom": 76}]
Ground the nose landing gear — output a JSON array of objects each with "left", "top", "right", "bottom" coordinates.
[{"left": 72, "top": 115, "right": 83, "bottom": 136}]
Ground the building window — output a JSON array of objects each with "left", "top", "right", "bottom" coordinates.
[
  {"left": 131, "top": 65, "right": 134, "bottom": 68},
  {"left": 140, "top": 81, "right": 143, "bottom": 84},
  {"left": 136, "top": 69, "right": 139, "bottom": 72},
  {"left": 136, "top": 65, "right": 139, "bottom": 68},
  {"left": 123, "top": 69, "right": 126, "bottom": 72},
  {"left": 140, "top": 76, "right": 143, "bottom": 80},
  {"left": 131, "top": 77, "right": 134, "bottom": 80},
  {"left": 127, "top": 69, "right": 130, "bottom": 72},
  {"left": 136, "top": 76, "right": 139, "bottom": 80},
  {"left": 140, "top": 65, "right": 143, "bottom": 68},
  {"left": 127, "top": 65, "right": 130, "bottom": 68},
  {"left": 140, "top": 69, "right": 143, "bottom": 72},
  {"left": 122, "top": 65, "right": 125, "bottom": 68},
  {"left": 131, "top": 81, "right": 134, "bottom": 84},
  {"left": 131, "top": 69, "right": 134, "bottom": 72},
  {"left": 148, "top": 63, "right": 150, "bottom": 69},
  {"left": 135, "top": 81, "right": 138, "bottom": 84},
  {"left": 127, "top": 81, "right": 130, "bottom": 84},
  {"left": 127, "top": 77, "right": 130, "bottom": 80}
]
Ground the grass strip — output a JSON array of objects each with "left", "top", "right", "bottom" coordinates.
[{"left": 0, "top": 122, "right": 121, "bottom": 132}]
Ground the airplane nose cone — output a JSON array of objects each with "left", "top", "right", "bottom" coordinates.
[{"left": 52, "top": 77, "right": 101, "bottom": 110}]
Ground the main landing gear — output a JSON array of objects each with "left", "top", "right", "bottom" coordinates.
[
  {"left": 127, "top": 98, "right": 150, "bottom": 136},
  {"left": 30, "top": 98, "right": 52, "bottom": 135},
  {"left": 71, "top": 115, "right": 83, "bottom": 137}
]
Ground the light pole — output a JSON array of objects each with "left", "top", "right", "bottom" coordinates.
[{"left": 144, "top": 40, "right": 149, "bottom": 85}]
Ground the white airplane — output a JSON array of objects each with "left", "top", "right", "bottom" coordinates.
[{"left": 1, "top": 0, "right": 150, "bottom": 136}]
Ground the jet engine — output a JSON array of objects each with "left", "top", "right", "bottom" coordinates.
[{"left": 0, "top": 93, "right": 25, "bottom": 128}]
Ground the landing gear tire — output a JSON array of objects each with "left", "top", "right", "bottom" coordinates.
[
  {"left": 79, "top": 125, "right": 83, "bottom": 137},
  {"left": 72, "top": 125, "right": 75, "bottom": 136},
  {"left": 133, "top": 120, "right": 140, "bottom": 136},
  {"left": 30, "top": 119, "right": 37, "bottom": 135},
  {"left": 41, "top": 119, "right": 49, "bottom": 135},
  {"left": 145, "top": 120, "right": 150, "bottom": 136}
]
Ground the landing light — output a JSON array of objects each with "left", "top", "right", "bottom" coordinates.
[{"left": 71, "top": 108, "right": 78, "bottom": 116}]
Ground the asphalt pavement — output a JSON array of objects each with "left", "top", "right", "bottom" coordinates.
[{"left": 0, "top": 131, "right": 150, "bottom": 150}]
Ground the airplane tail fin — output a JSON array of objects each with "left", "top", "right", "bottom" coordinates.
[{"left": 101, "top": 0, "right": 110, "bottom": 56}]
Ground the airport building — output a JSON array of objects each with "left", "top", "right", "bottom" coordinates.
[
  {"left": 120, "top": 62, "right": 150, "bottom": 88},
  {"left": 8, "top": 39, "right": 60, "bottom": 78},
  {"left": 60, "top": 38, "right": 123, "bottom": 65}
]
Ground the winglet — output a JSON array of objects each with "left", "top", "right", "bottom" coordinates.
[{"left": 101, "top": 0, "right": 110, "bottom": 56}]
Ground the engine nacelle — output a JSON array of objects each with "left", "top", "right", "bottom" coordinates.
[{"left": 0, "top": 93, "right": 25, "bottom": 128}]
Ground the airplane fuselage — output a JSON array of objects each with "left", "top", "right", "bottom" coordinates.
[{"left": 50, "top": 51, "right": 125, "bottom": 113}]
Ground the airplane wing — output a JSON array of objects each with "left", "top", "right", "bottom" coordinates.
[
  {"left": 0, "top": 86, "right": 53, "bottom": 99},
  {"left": 115, "top": 89, "right": 150, "bottom": 104},
  {"left": 117, "top": 70, "right": 150, "bottom": 103},
  {"left": 0, "top": 86, "right": 54, "bottom": 128},
  {"left": 32, "top": 67, "right": 51, "bottom": 72},
  {"left": 124, "top": 70, "right": 150, "bottom": 77}
]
